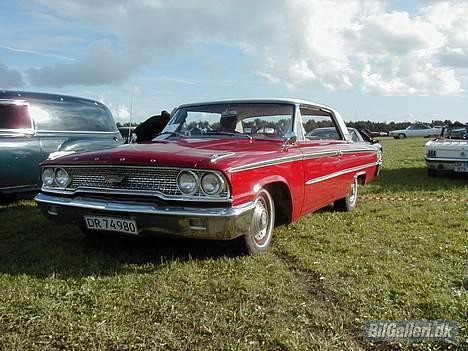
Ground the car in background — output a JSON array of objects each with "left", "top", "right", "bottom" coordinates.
[
  {"left": 0, "top": 91, "right": 123, "bottom": 198},
  {"left": 35, "top": 98, "right": 381, "bottom": 254},
  {"left": 424, "top": 124, "right": 468, "bottom": 176},
  {"left": 389, "top": 124, "right": 441, "bottom": 139},
  {"left": 362, "top": 129, "right": 388, "bottom": 137},
  {"left": 306, "top": 127, "right": 382, "bottom": 151}
]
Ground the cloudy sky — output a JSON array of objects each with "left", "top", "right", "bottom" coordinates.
[{"left": 1, "top": 0, "right": 468, "bottom": 123}]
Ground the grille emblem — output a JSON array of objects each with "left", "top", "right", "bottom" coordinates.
[{"left": 104, "top": 175, "right": 127, "bottom": 185}]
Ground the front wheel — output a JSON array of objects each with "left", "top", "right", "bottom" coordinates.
[
  {"left": 242, "top": 189, "right": 275, "bottom": 254},
  {"left": 398, "top": 133, "right": 406, "bottom": 139},
  {"left": 427, "top": 168, "right": 438, "bottom": 177},
  {"left": 334, "top": 178, "right": 358, "bottom": 212}
]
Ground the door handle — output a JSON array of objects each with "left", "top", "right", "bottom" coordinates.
[{"left": 337, "top": 151, "right": 343, "bottom": 156}]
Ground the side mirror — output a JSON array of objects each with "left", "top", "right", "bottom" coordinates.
[
  {"left": 284, "top": 133, "right": 297, "bottom": 145},
  {"left": 282, "top": 133, "right": 297, "bottom": 150}
]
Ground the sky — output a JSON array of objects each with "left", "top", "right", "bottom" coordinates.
[{"left": 1, "top": 0, "right": 468, "bottom": 123}]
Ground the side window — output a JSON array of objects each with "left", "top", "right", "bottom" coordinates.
[
  {"left": 300, "top": 107, "right": 342, "bottom": 141},
  {"left": 351, "top": 131, "right": 360, "bottom": 142},
  {"left": 0, "top": 103, "right": 32, "bottom": 130},
  {"left": 29, "top": 99, "right": 115, "bottom": 132}
]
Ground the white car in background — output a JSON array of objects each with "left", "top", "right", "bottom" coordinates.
[
  {"left": 389, "top": 124, "right": 441, "bottom": 139},
  {"left": 424, "top": 124, "right": 468, "bottom": 176}
]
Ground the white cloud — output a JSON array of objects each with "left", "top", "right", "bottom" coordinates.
[{"left": 27, "top": 0, "right": 468, "bottom": 95}]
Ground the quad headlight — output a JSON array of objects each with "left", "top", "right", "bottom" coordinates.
[
  {"left": 55, "top": 168, "right": 71, "bottom": 187},
  {"left": 41, "top": 167, "right": 71, "bottom": 188},
  {"left": 201, "top": 172, "right": 225, "bottom": 195},
  {"left": 41, "top": 168, "right": 55, "bottom": 186},
  {"left": 177, "top": 170, "right": 199, "bottom": 195}
]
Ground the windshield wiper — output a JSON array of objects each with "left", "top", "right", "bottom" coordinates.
[{"left": 204, "top": 131, "right": 252, "bottom": 141}]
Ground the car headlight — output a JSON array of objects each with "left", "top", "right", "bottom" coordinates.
[
  {"left": 55, "top": 168, "right": 71, "bottom": 187},
  {"left": 42, "top": 168, "right": 55, "bottom": 186},
  {"left": 201, "top": 172, "right": 225, "bottom": 195},
  {"left": 177, "top": 170, "right": 198, "bottom": 195}
]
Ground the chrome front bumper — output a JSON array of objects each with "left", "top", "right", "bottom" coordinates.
[
  {"left": 425, "top": 157, "right": 468, "bottom": 172},
  {"left": 35, "top": 193, "right": 256, "bottom": 240}
]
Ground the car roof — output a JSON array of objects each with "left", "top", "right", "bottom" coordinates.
[
  {"left": 177, "top": 98, "right": 336, "bottom": 111},
  {"left": 0, "top": 90, "right": 106, "bottom": 107}
]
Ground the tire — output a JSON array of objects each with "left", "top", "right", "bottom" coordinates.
[
  {"left": 334, "top": 178, "right": 358, "bottom": 212},
  {"left": 398, "top": 133, "right": 406, "bottom": 139},
  {"left": 427, "top": 168, "right": 438, "bottom": 177},
  {"left": 242, "top": 189, "right": 275, "bottom": 254}
]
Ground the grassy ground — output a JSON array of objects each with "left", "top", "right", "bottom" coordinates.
[{"left": 0, "top": 137, "right": 466, "bottom": 350}]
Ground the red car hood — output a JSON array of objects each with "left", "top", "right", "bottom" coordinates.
[{"left": 44, "top": 137, "right": 286, "bottom": 171}]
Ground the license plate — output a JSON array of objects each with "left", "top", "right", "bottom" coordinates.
[
  {"left": 454, "top": 162, "right": 468, "bottom": 173},
  {"left": 84, "top": 216, "right": 138, "bottom": 235}
]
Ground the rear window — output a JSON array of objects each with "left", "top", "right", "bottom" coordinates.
[
  {"left": 0, "top": 103, "right": 32, "bottom": 129},
  {"left": 29, "top": 99, "right": 115, "bottom": 132}
]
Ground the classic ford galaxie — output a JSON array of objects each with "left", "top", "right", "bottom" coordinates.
[{"left": 35, "top": 99, "right": 382, "bottom": 254}]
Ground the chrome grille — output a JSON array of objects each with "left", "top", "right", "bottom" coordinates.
[{"left": 61, "top": 166, "right": 229, "bottom": 199}]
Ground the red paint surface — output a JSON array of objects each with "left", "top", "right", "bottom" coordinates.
[{"left": 43, "top": 137, "right": 379, "bottom": 220}]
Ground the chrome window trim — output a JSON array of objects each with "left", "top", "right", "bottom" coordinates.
[
  {"left": 35, "top": 130, "right": 119, "bottom": 134},
  {"left": 0, "top": 99, "right": 34, "bottom": 131},
  {"left": 305, "top": 162, "right": 379, "bottom": 185}
]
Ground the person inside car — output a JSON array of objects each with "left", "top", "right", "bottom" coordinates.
[
  {"left": 220, "top": 113, "right": 238, "bottom": 133},
  {"left": 134, "top": 110, "right": 171, "bottom": 142}
]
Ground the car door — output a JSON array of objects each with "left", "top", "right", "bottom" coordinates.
[
  {"left": 298, "top": 106, "right": 347, "bottom": 214},
  {"left": 0, "top": 101, "right": 43, "bottom": 192}
]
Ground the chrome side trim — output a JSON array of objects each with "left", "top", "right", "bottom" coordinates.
[
  {"left": 35, "top": 192, "right": 253, "bottom": 217},
  {"left": 0, "top": 184, "right": 37, "bottom": 191},
  {"left": 425, "top": 157, "right": 467, "bottom": 162},
  {"left": 228, "top": 154, "right": 304, "bottom": 172},
  {"left": 305, "top": 162, "right": 378, "bottom": 185},
  {"left": 303, "top": 150, "right": 338, "bottom": 159},
  {"left": 229, "top": 148, "right": 377, "bottom": 172}
]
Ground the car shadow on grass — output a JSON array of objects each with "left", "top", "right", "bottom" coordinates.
[
  {"left": 368, "top": 166, "right": 467, "bottom": 194},
  {"left": 0, "top": 202, "right": 241, "bottom": 279}
]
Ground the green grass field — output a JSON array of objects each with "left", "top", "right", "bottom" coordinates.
[{"left": 0, "top": 138, "right": 466, "bottom": 350}]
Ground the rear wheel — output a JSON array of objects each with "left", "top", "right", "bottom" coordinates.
[
  {"left": 334, "top": 178, "right": 358, "bottom": 212},
  {"left": 242, "top": 189, "right": 275, "bottom": 254}
]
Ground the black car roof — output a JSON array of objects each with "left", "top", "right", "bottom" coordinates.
[{"left": 0, "top": 90, "right": 106, "bottom": 107}]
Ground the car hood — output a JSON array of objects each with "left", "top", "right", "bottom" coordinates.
[
  {"left": 426, "top": 139, "right": 468, "bottom": 150},
  {"left": 43, "top": 137, "right": 288, "bottom": 171}
]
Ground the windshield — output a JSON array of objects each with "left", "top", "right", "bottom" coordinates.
[
  {"left": 442, "top": 125, "right": 468, "bottom": 140},
  {"left": 158, "top": 103, "right": 294, "bottom": 140}
]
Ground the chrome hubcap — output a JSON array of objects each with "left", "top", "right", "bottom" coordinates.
[{"left": 252, "top": 197, "right": 269, "bottom": 244}]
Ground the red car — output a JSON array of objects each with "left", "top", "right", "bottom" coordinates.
[{"left": 35, "top": 99, "right": 382, "bottom": 254}]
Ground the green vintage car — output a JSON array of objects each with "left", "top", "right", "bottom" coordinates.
[{"left": 0, "top": 91, "right": 123, "bottom": 197}]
